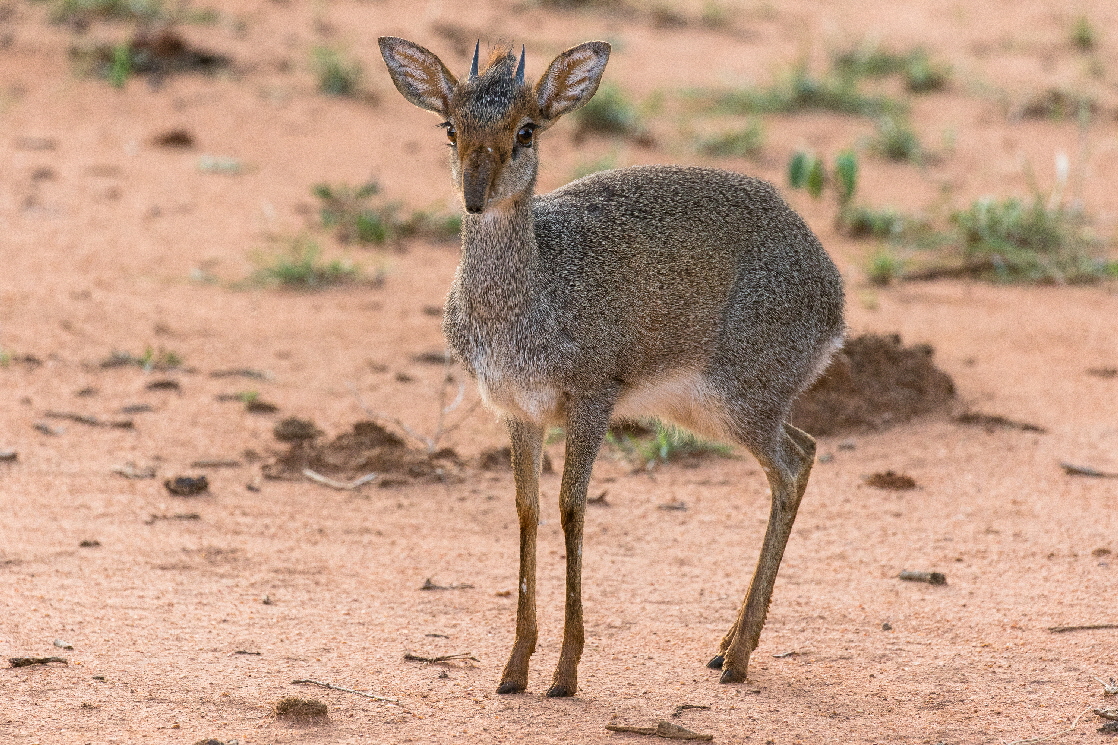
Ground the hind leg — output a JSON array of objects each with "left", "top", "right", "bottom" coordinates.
[{"left": 709, "top": 422, "right": 816, "bottom": 682}]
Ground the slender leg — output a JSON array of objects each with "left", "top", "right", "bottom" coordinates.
[
  {"left": 497, "top": 419, "right": 544, "bottom": 694},
  {"left": 547, "top": 392, "right": 615, "bottom": 698},
  {"left": 715, "top": 423, "right": 816, "bottom": 683}
]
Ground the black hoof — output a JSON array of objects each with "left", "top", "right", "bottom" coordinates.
[
  {"left": 545, "top": 684, "right": 576, "bottom": 698},
  {"left": 706, "top": 654, "right": 725, "bottom": 670},
  {"left": 496, "top": 681, "right": 526, "bottom": 695},
  {"left": 719, "top": 668, "right": 747, "bottom": 684}
]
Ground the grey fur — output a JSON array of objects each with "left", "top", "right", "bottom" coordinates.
[{"left": 379, "top": 37, "right": 845, "bottom": 697}]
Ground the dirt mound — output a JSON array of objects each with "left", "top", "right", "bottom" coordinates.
[
  {"left": 263, "top": 421, "right": 461, "bottom": 485},
  {"left": 792, "top": 334, "right": 955, "bottom": 437}
]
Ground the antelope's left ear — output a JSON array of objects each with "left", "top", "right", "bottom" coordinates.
[{"left": 535, "top": 41, "right": 611, "bottom": 122}]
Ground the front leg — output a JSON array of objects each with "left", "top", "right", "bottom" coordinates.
[
  {"left": 497, "top": 418, "right": 544, "bottom": 694},
  {"left": 548, "top": 390, "right": 616, "bottom": 698}
]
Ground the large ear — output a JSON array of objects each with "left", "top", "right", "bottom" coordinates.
[
  {"left": 378, "top": 36, "right": 458, "bottom": 116},
  {"left": 535, "top": 41, "right": 611, "bottom": 121}
]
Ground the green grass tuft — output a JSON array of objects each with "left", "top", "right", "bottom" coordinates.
[
  {"left": 311, "top": 45, "right": 363, "bottom": 98},
  {"left": 1071, "top": 16, "right": 1097, "bottom": 52},
  {"left": 607, "top": 420, "right": 733, "bottom": 467},
  {"left": 866, "top": 247, "right": 905, "bottom": 286},
  {"left": 575, "top": 83, "right": 645, "bottom": 139},
  {"left": 950, "top": 197, "right": 1112, "bottom": 283},
  {"left": 253, "top": 237, "right": 360, "bottom": 289},
  {"left": 869, "top": 115, "right": 922, "bottom": 163},
  {"left": 714, "top": 63, "right": 902, "bottom": 117},
  {"left": 832, "top": 45, "right": 949, "bottom": 93},
  {"left": 696, "top": 119, "right": 764, "bottom": 158},
  {"left": 313, "top": 182, "right": 459, "bottom": 245}
]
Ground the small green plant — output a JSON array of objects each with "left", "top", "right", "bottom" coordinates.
[
  {"left": 312, "top": 45, "right": 363, "bottom": 97},
  {"left": 101, "top": 346, "right": 183, "bottom": 370},
  {"left": 107, "top": 43, "right": 132, "bottom": 88},
  {"left": 866, "top": 246, "right": 904, "bottom": 286},
  {"left": 1071, "top": 16, "right": 1097, "bottom": 52},
  {"left": 832, "top": 45, "right": 949, "bottom": 93},
  {"left": 313, "top": 182, "right": 459, "bottom": 244},
  {"left": 834, "top": 149, "right": 858, "bottom": 206},
  {"left": 841, "top": 205, "right": 909, "bottom": 239},
  {"left": 696, "top": 119, "right": 764, "bottom": 158},
  {"left": 788, "top": 150, "right": 825, "bottom": 198},
  {"left": 700, "top": 1, "right": 730, "bottom": 28},
  {"left": 253, "top": 238, "right": 359, "bottom": 289},
  {"left": 574, "top": 83, "right": 645, "bottom": 139},
  {"left": 901, "top": 49, "right": 949, "bottom": 93},
  {"left": 950, "top": 197, "right": 1112, "bottom": 283},
  {"left": 869, "top": 115, "right": 922, "bottom": 162},
  {"left": 607, "top": 420, "right": 732, "bottom": 467},
  {"left": 0, "top": 349, "right": 12, "bottom": 367}
]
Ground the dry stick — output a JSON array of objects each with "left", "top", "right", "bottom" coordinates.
[
  {"left": 301, "top": 469, "right": 378, "bottom": 491},
  {"left": 1048, "top": 624, "right": 1118, "bottom": 633},
  {"left": 349, "top": 369, "right": 482, "bottom": 454},
  {"left": 1004, "top": 707, "right": 1094, "bottom": 745},
  {"left": 606, "top": 721, "right": 714, "bottom": 741},
  {"left": 403, "top": 651, "right": 478, "bottom": 664},
  {"left": 291, "top": 678, "right": 411, "bottom": 713}
]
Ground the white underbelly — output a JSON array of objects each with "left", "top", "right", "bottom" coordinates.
[{"left": 613, "top": 369, "right": 729, "bottom": 441}]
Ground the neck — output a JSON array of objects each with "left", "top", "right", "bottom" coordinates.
[{"left": 457, "top": 195, "right": 538, "bottom": 321}]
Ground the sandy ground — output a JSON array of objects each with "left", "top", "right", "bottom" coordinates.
[{"left": 1, "top": 0, "right": 1117, "bottom": 743}]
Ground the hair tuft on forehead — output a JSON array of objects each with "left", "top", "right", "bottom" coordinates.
[{"left": 481, "top": 43, "right": 517, "bottom": 77}]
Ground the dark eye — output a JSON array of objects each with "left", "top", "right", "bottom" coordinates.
[
  {"left": 446, "top": 125, "right": 458, "bottom": 146},
  {"left": 516, "top": 125, "right": 535, "bottom": 147}
]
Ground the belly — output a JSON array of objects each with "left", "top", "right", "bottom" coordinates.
[{"left": 613, "top": 369, "right": 729, "bottom": 441}]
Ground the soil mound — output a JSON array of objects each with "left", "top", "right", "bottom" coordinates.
[
  {"left": 792, "top": 334, "right": 955, "bottom": 437},
  {"left": 264, "top": 421, "right": 460, "bottom": 485}
]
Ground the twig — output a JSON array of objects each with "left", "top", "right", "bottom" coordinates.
[
  {"left": 671, "top": 704, "right": 711, "bottom": 718},
  {"left": 1059, "top": 462, "right": 1117, "bottom": 478},
  {"left": 403, "top": 651, "right": 478, "bottom": 664},
  {"left": 349, "top": 373, "right": 482, "bottom": 454},
  {"left": 1048, "top": 624, "right": 1118, "bottom": 633},
  {"left": 291, "top": 678, "right": 411, "bottom": 712},
  {"left": 420, "top": 578, "right": 473, "bottom": 591},
  {"left": 302, "top": 469, "right": 378, "bottom": 490},
  {"left": 1004, "top": 707, "right": 1093, "bottom": 745},
  {"left": 9, "top": 657, "right": 68, "bottom": 668},
  {"left": 606, "top": 721, "right": 713, "bottom": 741}
]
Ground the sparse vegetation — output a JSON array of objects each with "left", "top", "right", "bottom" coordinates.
[
  {"left": 832, "top": 45, "right": 949, "bottom": 93},
  {"left": 696, "top": 119, "right": 764, "bottom": 158},
  {"left": 39, "top": 0, "right": 218, "bottom": 26},
  {"left": 713, "top": 62, "right": 903, "bottom": 117},
  {"left": 869, "top": 115, "right": 923, "bottom": 163},
  {"left": 311, "top": 45, "right": 363, "bottom": 97},
  {"left": 1070, "top": 15, "right": 1097, "bottom": 52},
  {"left": 252, "top": 237, "right": 360, "bottom": 289},
  {"left": 313, "top": 182, "right": 460, "bottom": 245},
  {"left": 574, "top": 83, "right": 648, "bottom": 141},
  {"left": 866, "top": 246, "right": 905, "bottom": 285},
  {"left": 607, "top": 420, "right": 732, "bottom": 467},
  {"left": 101, "top": 346, "right": 183, "bottom": 370},
  {"left": 788, "top": 150, "right": 826, "bottom": 198},
  {"left": 949, "top": 197, "right": 1113, "bottom": 283}
]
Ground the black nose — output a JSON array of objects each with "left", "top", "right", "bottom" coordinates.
[{"left": 464, "top": 201, "right": 485, "bottom": 214}]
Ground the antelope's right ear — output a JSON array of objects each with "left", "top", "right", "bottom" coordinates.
[{"left": 378, "top": 36, "right": 457, "bottom": 116}]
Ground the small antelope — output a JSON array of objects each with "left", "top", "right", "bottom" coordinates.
[{"left": 378, "top": 37, "right": 844, "bottom": 696}]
